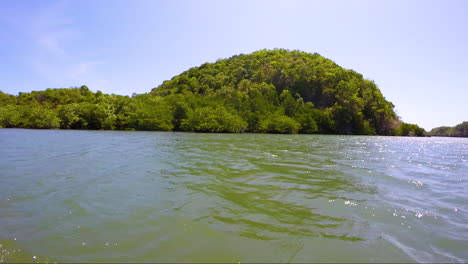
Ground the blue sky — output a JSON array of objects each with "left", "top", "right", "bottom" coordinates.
[{"left": 1, "top": 0, "right": 467, "bottom": 130}]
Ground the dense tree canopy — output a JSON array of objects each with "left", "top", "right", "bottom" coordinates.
[
  {"left": 429, "top": 122, "right": 468, "bottom": 137},
  {"left": 0, "top": 49, "right": 427, "bottom": 135}
]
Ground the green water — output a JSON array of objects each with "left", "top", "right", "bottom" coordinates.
[{"left": 0, "top": 129, "right": 467, "bottom": 263}]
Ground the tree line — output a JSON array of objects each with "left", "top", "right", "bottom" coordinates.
[
  {"left": 0, "top": 49, "right": 426, "bottom": 135},
  {"left": 429, "top": 122, "right": 468, "bottom": 137}
]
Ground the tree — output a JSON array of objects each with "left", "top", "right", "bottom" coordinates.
[
  {"left": 181, "top": 106, "right": 247, "bottom": 133},
  {"left": 122, "top": 95, "right": 173, "bottom": 131},
  {"left": 394, "top": 122, "right": 426, "bottom": 136},
  {"left": 257, "top": 113, "right": 301, "bottom": 134}
]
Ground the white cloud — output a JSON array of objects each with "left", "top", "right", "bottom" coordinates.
[
  {"left": 28, "top": 0, "right": 76, "bottom": 57},
  {"left": 36, "top": 32, "right": 69, "bottom": 56},
  {"left": 67, "top": 61, "right": 106, "bottom": 80},
  {"left": 6, "top": 0, "right": 108, "bottom": 90}
]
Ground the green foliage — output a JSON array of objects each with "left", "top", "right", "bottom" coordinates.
[
  {"left": 393, "top": 122, "right": 426, "bottom": 137},
  {"left": 0, "top": 105, "right": 22, "bottom": 128},
  {"left": 0, "top": 91, "right": 17, "bottom": 106},
  {"left": 428, "top": 126, "right": 451, "bottom": 136},
  {"left": 122, "top": 96, "right": 173, "bottom": 131},
  {"left": 0, "top": 105, "right": 59, "bottom": 129},
  {"left": 26, "top": 107, "right": 60, "bottom": 129},
  {"left": 429, "top": 122, "right": 468, "bottom": 137},
  {"left": 258, "top": 113, "right": 301, "bottom": 134},
  {"left": 151, "top": 49, "right": 401, "bottom": 135},
  {"left": 1, "top": 87, "right": 130, "bottom": 131},
  {"left": 293, "top": 102, "right": 318, "bottom": 134},
  {"left": 181, "top": 106, "right": 247, "bottom": 133},
  {"left": 0, "top": 49, "right": 424, "bottom": 135},
  {"left": 57, "top": 103, "right": 89, "bottom": 129}
]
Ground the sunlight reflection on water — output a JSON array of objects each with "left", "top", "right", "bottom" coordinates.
[{"left": 0, "top": 130, "right": 467, "bottom": 262}]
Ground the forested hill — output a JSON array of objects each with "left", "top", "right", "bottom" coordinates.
[
  {"left": 429, "top": 122, "right": 468, "bottom": 137},
  {"left": 150, "top": 49, "right": 423, "bottom": 135},
  {"left": 0, "top": 49, "right": 425, "bottom": 135}
]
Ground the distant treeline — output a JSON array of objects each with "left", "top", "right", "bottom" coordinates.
[
  {"left": 428, "top": 122, "right": 468, "bottom": 137},
  {"left": 0, "top": 49, "right": 426, "bottom": 135}
]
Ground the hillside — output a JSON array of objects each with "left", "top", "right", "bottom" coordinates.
[
  {"left": 429, "top": 122, "right": 468, "bottom": 137},
  {"left": 150, "top": 49, "right": 421, "bottom": 135},
  {"left": 0, "top": 49, "right": 425, "bottom": 135}
]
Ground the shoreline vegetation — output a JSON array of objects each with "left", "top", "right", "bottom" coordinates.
[
  {"left": 0, "top": 49, "right": 430, "bottom": 136},
  {"left": 428, "top": 122, "right": 468, "bottom": 137}
]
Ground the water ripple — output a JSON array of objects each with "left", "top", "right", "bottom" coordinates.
[{"left": 0, "top": 130, "right": 467, "bottom": 262}]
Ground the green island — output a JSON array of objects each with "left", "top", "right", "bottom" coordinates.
[
  {"left": 428, "top": 121, "right": 468, "bottom": 137},
  {"left": 0, "top": 49, "right": 426, "bottom": 136}
]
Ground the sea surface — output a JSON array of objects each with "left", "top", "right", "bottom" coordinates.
[{"left": 0, "top": 129, "right": 467, "bottom": 263}]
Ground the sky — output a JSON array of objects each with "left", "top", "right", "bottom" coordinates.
[{"left": 0, "top": 0, "right": 467, "bottom": 130}]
